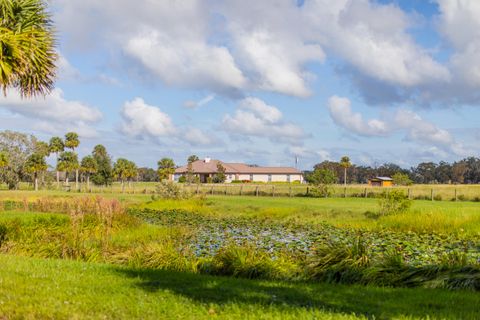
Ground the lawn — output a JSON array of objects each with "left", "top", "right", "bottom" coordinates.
[{"left": 1, "top": 254, "right": 479, "bottom": 320}]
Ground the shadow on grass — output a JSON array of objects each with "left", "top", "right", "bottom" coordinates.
[{"left": 115, "top": 267, "right": 480, "bottom": 320}]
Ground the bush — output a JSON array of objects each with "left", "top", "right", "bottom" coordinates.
[
  {"left": 0, "top": 224, "right": 7, "bottom": 247},
  {"left": 378, "top": 190, "right": 412, "bottom": 216},
  {"left": 154, "top": 181, "right": 191, "bottom": 200},
  {"left": 178, "top": 176, "right": 186, "bottom": 183}
]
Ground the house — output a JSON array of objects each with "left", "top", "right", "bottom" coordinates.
[
  {"left": 174, "top": 158, "right": 303, "bottom": 183},
  {"left": 368, "top": 176, "right": 393, "bottom": 187}
]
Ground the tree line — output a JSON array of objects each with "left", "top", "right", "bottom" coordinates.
[{"left": 307, "top": 157, "right": 480, "bottom": 185}]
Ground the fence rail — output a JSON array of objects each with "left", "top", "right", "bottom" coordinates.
[{"left": 2, "top": 182, "right": 480, "bottom": 202}]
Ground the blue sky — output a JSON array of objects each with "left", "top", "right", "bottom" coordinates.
[{"left": 1, "top": 0, "right": 480, "bottom": 169}]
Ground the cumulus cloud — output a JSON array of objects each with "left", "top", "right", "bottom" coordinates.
[
  {"left": 222, "top": 97, "right": 307, "bottom": 144},
  {"left": 0, "top": 88, "right": 102, "bottom": 138},
  {"left": 327, "top": 96, "right": 467, "bottom": 156},
  {"left": 120, "top": 97, "right": 219, "bottom": 147}
]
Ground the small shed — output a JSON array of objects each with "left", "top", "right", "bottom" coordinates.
[{"left": 368, "top": 176, "right": 393, "bottom": 187}]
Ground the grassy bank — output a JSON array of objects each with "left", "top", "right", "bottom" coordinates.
[{"left": 1, "top": 254, "right": 479, "bottom": 319}]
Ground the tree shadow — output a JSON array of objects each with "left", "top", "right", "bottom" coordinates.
[{"left": 115, "top": 267, "right": 479, "bottom": 319}]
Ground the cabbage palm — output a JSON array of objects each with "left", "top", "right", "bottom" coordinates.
[
  {"left": 24, "top": 153, "right": 47, "bottom": 191},
  {"left": 340, "top": 156, "right": 352, "bottom": 186},
  {"left": 0, "top": 0, "right": 57, "bottom": 97},
  {"left": 57, "top": 151, "right": 78, "bottom": 186},
  {"left": 80, "top": 155, "right": 97, "bottom": 191},
  {"left": 48, "top": 136, "right": 64, "bottom": 189},
  {"left": 65, "top": 132, "right": 80, "bottom": 190}
]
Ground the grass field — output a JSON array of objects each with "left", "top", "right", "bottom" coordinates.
[
  {"left": 3, "top": 182, "right": 480, "bottom": 201},
  {"left": 1, "top": 254, "right": 479, "bottom": 320},
  {"left": 0, "top": 191, "right": 479, "bottom": 319}
]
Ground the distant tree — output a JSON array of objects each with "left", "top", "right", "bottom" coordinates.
[
  {"left": 64, "top": 132, "right": 80, "bottom": 190},
  {"left": 157, "top": 158, "right": 175, "bottom": 181},
  {"left": 213, "top": 162, "right": 226, "bottom": 183},
  {"left": 137, "top": 167, "right": 159, "bottom": 182},
  {"left": 392, "top": 172, "right": 413, "bottom": 186},
  {"left": 34, "top": 141, "right": 50, "bottom": 157},
  {"left": 49, "top": 136, "right": 64, "bottom": 189},
  {"left": 185, "top": 161, "right": 196, "bottom": 184},
  {"left": 309, "top": 168, "right": 337, "bottom": 197},
  {"left": 24, "top": 153, "right": 47, "bottom": 191},
  {"left": 80, "top": 156, "right": 98, "bottom": 191},
  {"left": 0, "top": 152, "right": 8, "bottom": 168},
  {"left": 113, "top": 158, "right": 137, "bottom": 193},
  {"left": 0, "top": 131, "right": 37, "bottom": 189},
  {"left": 188, "top": 155, "right": 199, "bottom": 163},
  {"left": 463, "top": 157, "right": 480, "bottom": 184},
  {"left": 0, "top": 0, "right": 57, "bottom": 97},
  {"left": 340, "top": 156, "right": 352, "bottom": 186},
  {"left": 435, "top": 161, "right": 453, "bottom": 184},
  {"left": 57, "top": 151, "right": 78, "bottom": 186},
  {"left": 91, "top": 145, "right": 113, "bottom": 186},
  {"left": 452, "top": 161, "right": 467, "bottom": 184},
  {"left": 412, "top": 162, "right": 437, "bottom": 184}
]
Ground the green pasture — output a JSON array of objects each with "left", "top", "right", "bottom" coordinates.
[
  {"left": 3, "top": 182, "right": 480, "bottom": 201},
  {"left": 0, "top": 254, "right": 478, "bottom": 320}
]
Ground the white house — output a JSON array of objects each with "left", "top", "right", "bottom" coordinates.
[{"left": 174, "top": 158, "right": 303, "bottom": 183}]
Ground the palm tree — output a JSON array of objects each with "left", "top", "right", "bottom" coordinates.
[
  {"left": 188, "top": 155, "right": 199, "bottom": 163},
  {"left": 64, "top": 132, "right": 80, "bottom": 190},
  {"left": 57, "top": 151, "right": 78, "bottom": 187},
  {"left": 24, "top": 153, "right": 47, "bottom": 191},
  {"left": 340, "top": 156, "right": 352, "bottom": 187},
  {"left": 157, "top": 158, "right": 175, "bottom": 181},
  {"left": 80, "top": 155, "right": 98, "bottom": 191},
  {"left": 113, "top": 158, "right": 136, "bottom": 193},
  {"left": 48, "top": 136, "right": 64, "bottom": 189},
  {"left": 0, "top": 0, "right": 57, "bottom": 97}
]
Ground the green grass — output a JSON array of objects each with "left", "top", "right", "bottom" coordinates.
[
  {"left": 140, "top": 196, "right": 480, "bottom": 235},
  {"left": 0, "top": 254, "right": 479, "bottom": 319}
]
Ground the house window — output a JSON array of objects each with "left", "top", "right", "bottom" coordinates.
[
  {"left": 268, "top": 174, "right": 272, "bottom": 182},
  {"left": 250, "top": 174, "right": 253, "bottom": 181},
  {"left": 228, "top": 174, "right": 232, "bottom": 180},
  {"left": 287, "top": 174, "right": 291, "bottom": 182}
]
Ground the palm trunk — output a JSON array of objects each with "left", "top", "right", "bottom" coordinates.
[
  {"left": 121, "top": 180, "right": 125, "bottom": 193},
  {"left": 66, "top": 171, "right": 69, "bottom": 186},
  {"left": 34, "top": 174, "right": 38, "bottom": 191},
  {"left": 344, "top": 167, "right": 347, "bottom": 186},
  {"left": 87, "top": 175, "right": 90, "bottom": 192},
  {"left": 56, "top": 153, "right": 60, "bottom": 189},
  {"left": 75, "top": 169, "right": 79, "bottom": 191}
]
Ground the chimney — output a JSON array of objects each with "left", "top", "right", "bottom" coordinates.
[{"left": 204, "top": 157, "right": 211, "bottom": 163}]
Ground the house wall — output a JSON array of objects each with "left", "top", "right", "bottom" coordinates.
[{"left": 175, "top": 173, "right": 303, "bottom": 183}]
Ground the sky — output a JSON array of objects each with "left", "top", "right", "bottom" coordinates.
[{"left": 1, "top": 0, "right": 480, "bottom": 170}]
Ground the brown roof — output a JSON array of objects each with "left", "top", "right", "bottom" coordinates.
[{"left": 175, "top": 159, "right": 302, "bottom": 175}]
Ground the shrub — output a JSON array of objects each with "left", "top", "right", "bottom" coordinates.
[
  {"left": 378, "top": 190, "right": 412, "bottom": 216},
  {"left": 0, "top": 224, "right": 7, "bottom": 247},
  {"left": 178, "top": 176, "right": 186, "bottom": 183},
  {"left": 434, "top": 194, "right": 443, "bottom": 201},
  {"left": 154, "top": 181, "right": 191, "bottom": 200}
]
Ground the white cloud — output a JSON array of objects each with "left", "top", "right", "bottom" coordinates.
[
  {"left": 0, "top": 88, "right": 102, "bottom": 138},
  {"left": 183, "top": 128, "right": 218, "bottom": 146},
  {"left": 120, "top": 98, "right": 177, "bottom": 138},
  {"left": 327, "top": 96, "right": 467, "bottom": 156},
  {"left": 222, "top": 97, "right": 307, "bottom": 144},
  {"left": 120, "top": 97, "right": 220, "bottom": 147}
]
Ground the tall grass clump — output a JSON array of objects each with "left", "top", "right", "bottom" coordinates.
[{"left": 378, "top": 190, "right": 412, "bottom": 216}]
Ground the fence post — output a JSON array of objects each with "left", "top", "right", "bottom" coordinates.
[
  {"left": 272, "top": 186, "right": 275, "bottom": 197},
  {"left": 454, "top": 188, "right": 457, "bottom": 202},
  {"left": 431, "top": 189, "right": 434, "bottom": 201},
  {"left": 407, "top": 188, "right": 411, "bottom": 200},
  {"left": 240, "top": 185, "right": 243, "bottom": 196},
  {"left": 211, "top": 186, "right": 214, "bottom": 195},
  {"left": 364, "top": 188, "right": 367, "bottom": 198},
  {"left": 196, "top": 184, "right": 199, "bottom": 195},
  {"left": 289, "top": 186, "right": 292, "bottom": 197},
  {"left": 306, "top": 186, "right": 309, "bottom": 196},
  {"left": 256, "top": 186, "right": 259, "bottom": 197},
  {"left": 344, "top": 187, "right": 347, "bottom": 198}
]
